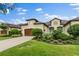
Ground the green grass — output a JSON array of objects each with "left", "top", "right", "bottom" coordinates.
[
  {"left": 0, "top": 35, "right": 19, "bottom": 41},
  {"left": 0, "top": 40, "right": 79, "bottom": 56},
  {"left": 0, "top": 36, "right": 13, "bottom": 41}
]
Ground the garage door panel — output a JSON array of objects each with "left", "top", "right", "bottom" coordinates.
[{"left": 24, "top": 29, "right": 32, "bottom": 36}]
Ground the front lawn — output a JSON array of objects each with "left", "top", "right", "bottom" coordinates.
[
  {"left": 0, "top": 36, "right": 13, "bottom": 41},
  {"left": 0, "top": 40, "right": 79, "bottom": 56}
]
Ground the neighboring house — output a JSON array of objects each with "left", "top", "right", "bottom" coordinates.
[
  {"left": 0, "top": 23, "right": 21, "bottom": 36},
  {"left": 20, "top": 18, "right": 49, "bottom": 36},
  {"left": 63, "top": 17, "right": 79, "bottom": 35}
]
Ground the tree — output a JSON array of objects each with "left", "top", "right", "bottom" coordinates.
[
  {"left": 9, "top": 29, "right": 21, "bottom": 36},
  {"left": 0, "top": 23, "right": 8, "bottom": 30},
  {"left": 32, "top": 28, "right": 43, "bottom": 39},
  {"left": 52, "top": 29, "right": 62, "bottom": 40},
  {"left": 67, "top": 24, "right": 79, "bottom": 39},
  {"left": 0, "top": 3, "right": 15, "bottom": 14}
]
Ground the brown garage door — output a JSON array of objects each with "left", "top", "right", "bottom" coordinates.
[{"left": 24, "top": 29, "right": 32, "bottom": 36}]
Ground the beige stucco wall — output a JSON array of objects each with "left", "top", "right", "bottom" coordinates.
[
  {"left": 27, "top": 20, "right": 36, "bottom": 25},
  {"left": 63, "top": 21, "right": 79, "bottom": 35},
  {"left": 71, "top": 21, "right": 79, "bottom": 25},
  {"left": 21, "top": 20, "right": 49, "bottom": 36},
  {"left": 51, "top": 19, "right": 62, "bottom": 30},
  {"left": 63, "top": 23, "right": 70, "bottom": 35},
  {"left": 43, "top": 24, "right": 49, "bottom": 33}
]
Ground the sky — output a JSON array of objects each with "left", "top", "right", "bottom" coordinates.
[{"left": 0, "top": 3, "right": 79, "bottom": 24}]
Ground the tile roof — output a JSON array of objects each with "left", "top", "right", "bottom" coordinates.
[
  {"left": 26, "top": 18, "right": 39, "bottom": 22},
  {"left": 34, "top": 22, "right": 49, "bottom": 27},
  {"left": 63, "top": 17, "right": 79, "bottom": 26}
]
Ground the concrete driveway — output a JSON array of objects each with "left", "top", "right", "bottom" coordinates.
[{"left": 0, "top": 36, "right": 33, "bottom": 52}]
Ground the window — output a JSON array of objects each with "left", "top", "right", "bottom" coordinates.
[
  {"left": 1, "top": 30, "right": 7, "bottom": 34},
  {"left": 49, "top": 27, "right": 54, "bottom": 32},
  {"left": 57, "top": 27, "right": 63, "bottom": 31}
]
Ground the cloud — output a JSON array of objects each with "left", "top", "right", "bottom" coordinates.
[
  {"left": 22, "top": 9, "right": 27, "bottom": 12},
  {"left": 44, "top": 13, "right": 76, "bottom": 20},
  {"left": 9, "top": 19, "right": 26, "bottom": 24},
  {"left": 18, "top": 12, "right": 26, "bottom": 15},
  {"left": 16, "top": 7, "right": 28, "bottom": 12},
  {"left": 69, "top": 3, "right": 79, "bottom": 6},
  {"left": 9, "top": 17, "right": 27, "bottom": 24},
  {"left": 35, "top": 8, "right": 43, "bottom": 11},
  {"left": 22, "top": 17, "right": 26, "bottom": 20},
  {"left": 0, "top": 19, "right": 5, "bottom": 23},
  {"left": 16, "top": 7, "right": 27, "bottom": 15},
  {"left": 69, "top": 3, "right": 79, "bottom": 12},
  {"left": 74, "top": 7, "right": 79, "bottom": 10},
  {"left": 72, "top": 7, "right": 79, "bottom": 12}
]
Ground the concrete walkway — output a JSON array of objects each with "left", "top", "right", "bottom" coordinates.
[{"left": 0, "top": 36, "right": 33, "bottom": 52}]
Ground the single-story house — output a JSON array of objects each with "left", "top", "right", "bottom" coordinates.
[{"left": 20, "top": 18, "right": 49, "bottom": 36}]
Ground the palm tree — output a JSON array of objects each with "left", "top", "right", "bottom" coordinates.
[{"left": 0, "top": 3, "right": 15, "bottom": 14}]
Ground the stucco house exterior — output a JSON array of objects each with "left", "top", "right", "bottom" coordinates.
[
  {"left": 0, "top": 17, "right": 79, "bottom": 36},
  {"left": 46, "top": 18, "right": 66, "bottom": 32},
  {"left": 20, "top": 18, "right": 49, "bottom": 36},
  {"left": 63, "top": 17, "right": 79, "bottom": 35},
  {"left": 20, "top": 17, "right": 79, "bottom": 36},
  {"left": 0, "top": 23, "right": 21, "bottom": 36}
]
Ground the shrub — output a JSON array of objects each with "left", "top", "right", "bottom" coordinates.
[
  {"left": 52, "top": 29, "right": 72, "bottom": 40},
  {"left": 52, "top": 30, "right": 62, "bottom": 40},
  {"left": 32, "top": 28, "right": 43, "bottom": 39},
  {"left": 9, "top": 29, "right": 21, "bottom": 36},
  {"left": 67, "top": 24, "right": 79, "bottom": 39},
  {"left": 42, "top": 33, "right": 53, "bottom": 42},
  {"left": 57, "top": 33, "right": 72, "bottom": 40},
  {"left": 52, "top": 40, "right": 60, "bottom": 44}
]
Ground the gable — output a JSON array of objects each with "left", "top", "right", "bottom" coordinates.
[{"left": 50, "top": 18, "right": 61, "bottom": 26}]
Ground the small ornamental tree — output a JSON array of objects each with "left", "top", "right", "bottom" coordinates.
[
  {"left": 67, "top": 24, "right": 79, "bottom": 39},
  {"left": 9, "top": 29, "right": 21, "bottom": 36},
  {"left": 32, "top": 28, "right": 43, "bottom": 39},
  {"left": 52, "top": 29, "right": 62, "bottom": 40}
]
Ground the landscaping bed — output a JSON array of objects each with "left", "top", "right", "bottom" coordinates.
[{"left": 0, "top": 40, "right": 79, "bottom": 56}]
